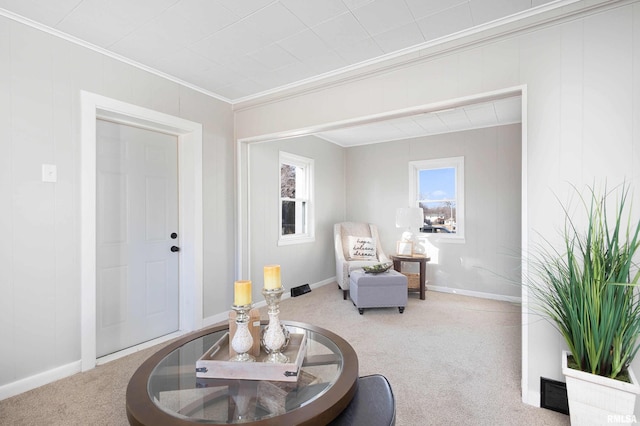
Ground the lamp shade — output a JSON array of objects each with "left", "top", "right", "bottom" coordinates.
[{"left": 396, "top": 207, "right": 423, "bottom": 228}]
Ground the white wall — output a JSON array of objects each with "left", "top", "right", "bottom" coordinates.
[
  {"left": 234, "top": 0, "right": 640, "bottom": 409},
  {"left": 248, "top": 135, "right": 345, "bottom": 294},
  {"left": 245, "top": 125, "right": 520, "bottom": 301},
  {"left": 0, "top": 17, "right": 234, "bottom": 391},
  {"left": 346, "top": 124, "right": 522, "bottom": 299}
]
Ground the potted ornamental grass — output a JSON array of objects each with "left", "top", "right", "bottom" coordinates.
[{"left": 529, "top": 183, "right": 640, "bottom": 425}]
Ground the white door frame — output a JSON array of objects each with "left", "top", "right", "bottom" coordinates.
[{"left": 80, "top": 91, "right": 203, "bottom": 371}]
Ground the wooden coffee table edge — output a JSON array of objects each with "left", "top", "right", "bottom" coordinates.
[{"left": 125, "top": 321, "right": 359, "bottom": 426}]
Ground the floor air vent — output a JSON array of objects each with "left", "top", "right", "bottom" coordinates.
[
  {"left": 540, "top": 377, "right": 569, "bottom": 415},
  {"left": 291, "top": 284, "right": 311, "bottom": 297}
]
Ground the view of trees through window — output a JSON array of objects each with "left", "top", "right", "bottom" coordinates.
[
  {"left": 279, "top": 151, "right": 312, "bottom": 242},
  {"left": 280, "top": 163, "right": 297, "bottom": 235}
]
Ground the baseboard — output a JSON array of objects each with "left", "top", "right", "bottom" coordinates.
[
  {"left": 428, "top": 285, "right": 522, "bottom": 303},
  {"left": 96, "top": 330, "right": 186, "bottom": 366},
  {"left": 309, "top": 277, "right": 336, "bottom": 289},
  {"left": 0, "top": 360, "right": 82, "bottom": 401},
  {"left": 2, "top": 279, "right": 338, "bottom": 401}
]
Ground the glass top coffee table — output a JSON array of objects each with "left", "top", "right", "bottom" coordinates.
[{"left": 126, "top": 320, "right": 359, "bottom": 425}]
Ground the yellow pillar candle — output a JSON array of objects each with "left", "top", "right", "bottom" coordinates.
[
  {"left": 234, "top": 280, "right": 252, "bottom": 306},
  {"left": 263, "top": 265, "right": 281, "bottom": 290}
]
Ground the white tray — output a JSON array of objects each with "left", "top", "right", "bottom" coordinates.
[{"left": 196, "top": 332, "right": 307, "bottom": 382}]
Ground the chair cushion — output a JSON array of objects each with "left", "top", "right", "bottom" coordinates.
[
  {"left": 347, "top": 236, "right": 377, "bottom": 260},
  {"left": 329, "top": 374, "right": 396, "bottom": 426}
]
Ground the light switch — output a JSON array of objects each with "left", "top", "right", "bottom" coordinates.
[{"left": 42, "top": 164, "right": 57, "bottom": 183}]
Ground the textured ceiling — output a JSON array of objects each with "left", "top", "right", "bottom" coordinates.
[
  {"left": 316, "top": 96, "right": 522, "bottom": 146},
  {"left": 0, "top": 0, "right": 559, "bottom": 103}
]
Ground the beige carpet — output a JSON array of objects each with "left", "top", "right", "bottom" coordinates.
[{"left": 0, "top": 283, "right": 569, "bottom": 425}]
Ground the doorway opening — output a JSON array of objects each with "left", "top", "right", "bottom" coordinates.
[{"left": 237, "top": 85, "right": 529, "bottom": 402}]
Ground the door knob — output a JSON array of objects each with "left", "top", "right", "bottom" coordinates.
[{"left": 171, "top": 246, "right": 180, "bottom": 252}]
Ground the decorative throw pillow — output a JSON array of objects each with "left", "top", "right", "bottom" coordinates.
[{"left": 347, "top": 236, "right": 377, "bottom": 260}]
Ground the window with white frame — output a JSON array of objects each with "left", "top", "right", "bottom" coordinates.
[
  {"left": 409, "top": 157, "right": 464, "bottom": 240},
  {"left": 279, "top": 152, "right": 314, "bottom": 245}
]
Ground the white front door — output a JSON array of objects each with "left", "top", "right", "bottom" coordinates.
[{"left": 96, "top": 119, "right": 179, "bottom": 358}]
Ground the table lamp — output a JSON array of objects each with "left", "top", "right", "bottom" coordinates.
[{"left": 395, "top": 207, "right": 425, "bottom": 255}]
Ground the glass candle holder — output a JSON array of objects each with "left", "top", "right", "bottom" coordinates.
[
  {"left": 261, "top": 287, "right": 290, "bottom": 363},
  {"left": 230, "top": 304, "right": 255, "bottom": 362}
]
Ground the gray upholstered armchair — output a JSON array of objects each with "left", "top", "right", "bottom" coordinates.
[{"left": 334, "top": 222, "right": 390, "bottom": 300}]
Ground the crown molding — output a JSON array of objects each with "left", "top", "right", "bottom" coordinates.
[
  {"left": 0, "top": 0, "right": 630, "bottom": 110},
  {"left": 0, "top": 7, "right": 233, "bottom": 105},
  {"left": 232, "top": 0, "right": 625, "bottom": 111}
]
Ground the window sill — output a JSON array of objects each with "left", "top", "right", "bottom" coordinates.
[
  {"left": 278, "top": 235, "right": 315, "bottom": 246},
  {"left": 418, "top": 234, "right": 465, "bottom": 244}
]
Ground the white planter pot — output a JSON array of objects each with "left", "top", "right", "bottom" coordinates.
[{"left": 562, "top": 350, "right": 640, "bottom": 425}]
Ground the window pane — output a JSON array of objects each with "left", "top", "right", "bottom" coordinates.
[
  {"left": 418, "top": 168, "right": 455, "bottom": 201},
  {"left": 296, "top": 201, "right": 307, "bottom": 233},
  {"left": 282, "top": 200, "right": 295, "bottom": 235},
  {"left": 279, "top": 151, "right": 314, "bottom": 244},
  {"left": 420, "top": 201, "right": 456, "bottom": 231},
  {"left": 281, "top": 200, "right": 306, "bottom": 235},
  {"left": 418, "top": 168, "right": 457, "bottom": 233},
  {"left": 281, "top": 164, "right": 296, "bottom": 198}
]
